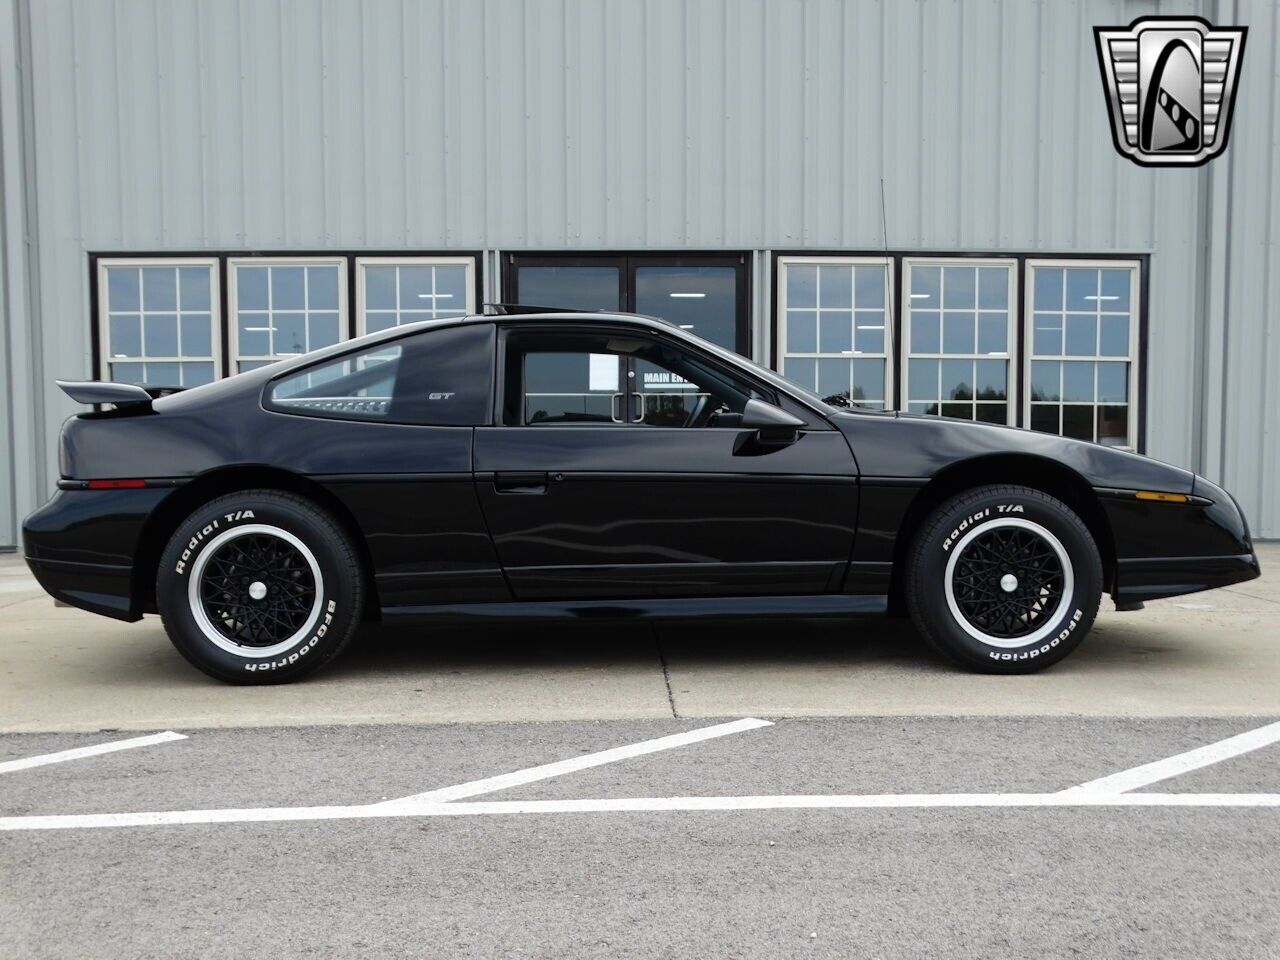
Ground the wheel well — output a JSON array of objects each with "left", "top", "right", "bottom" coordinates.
[
  {"left": 133, "top": 466, "right": 379, "bottom": 617},
  {"left": 885, "top": 454, "right": 1116, "bottom": 615}
]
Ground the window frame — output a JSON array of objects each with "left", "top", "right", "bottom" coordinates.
[
  {"left": 775, "top": 255, "right": 895, "bottom": 411},
  {"left": 355, "top": 256, "right": 478, "bottom": 335},
  {"left": 227, "top": 255, "right": 350, "bottom": 373},
  {"left": 1022, "top": 258, "right": 1142, "bottom": 451},
  {"left": 901, "top": 257, "right": 1018, "bottom": 425},
  {"left": 95, "top": 256, "right": 224, "bottom": 385}
]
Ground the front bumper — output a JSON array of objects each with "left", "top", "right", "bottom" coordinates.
[
  {"left": 1113, "top": 553, "right": 1261, "bottom": 605},
  {"left": 22, "top": 487, "right": 173, "bottom": 622},
  {"left": 1102, "top": 474, "right": 1261, "bottom": 605}
]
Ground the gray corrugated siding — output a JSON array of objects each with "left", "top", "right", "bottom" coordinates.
[
  {"left": 1, "top": 0, "right": 1277, "bottom": 540},
  {"left": 1209, "top": 0, "right": 1280, "bottom": 542}
]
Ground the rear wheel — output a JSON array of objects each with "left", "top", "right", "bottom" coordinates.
[
  {"left": 157, "top": 490, "right": 363, "bottom": 684},
  {"left": 905, "top": 485, "right": 1102, "bottom": 673}
]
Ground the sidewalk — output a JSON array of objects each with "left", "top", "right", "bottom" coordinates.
[{"left": 0, "top": 544, "right": 1276, "bottom": 732}]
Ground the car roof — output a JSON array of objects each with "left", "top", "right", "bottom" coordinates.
[{"left": 465, "top": 310, "right": 674, "bottom": 328}]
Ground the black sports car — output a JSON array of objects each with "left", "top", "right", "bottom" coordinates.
[{"left": 24, "top": 309, "right": 1260, "bottom": 683}]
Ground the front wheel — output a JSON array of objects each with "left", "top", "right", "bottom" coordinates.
[
  {"left": 905, "top": 485, "right": 1102, "bottom": 673},
  {"left": 157, "top": 490, "right": 364, "bottom": 684}
]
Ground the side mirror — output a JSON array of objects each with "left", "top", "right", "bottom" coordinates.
[{"left": 741, "top": 398, "right": 805, "bottom": 445}]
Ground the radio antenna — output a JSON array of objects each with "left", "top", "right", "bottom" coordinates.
[
  {"left": 879, "top": 177, "right": 890, "bottom": 251},
  {"left": 880, "top": 177, "right": 894, "bottom": 353}
]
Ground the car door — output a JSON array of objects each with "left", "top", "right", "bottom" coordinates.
[{"left": 472, "top": 324, "right": 859, "bottom": 599}]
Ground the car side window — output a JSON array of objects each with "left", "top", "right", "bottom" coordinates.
[
  {"left": 267, "top": 323, "right": 493, "bottom": 426},
  {"left": 503, "top": 332, "right": 628, "bottom": 426},
  {"left": 502, "top": 328, "right": 771, "bottom": 428},
  {"left": 632, "top": 341, "right": 768, "bottom": 428}
]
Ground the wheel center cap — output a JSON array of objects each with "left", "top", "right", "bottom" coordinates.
[
  {"left": 999, "top": 573, "right": 1019, "bottom": 593},
  {"left": 248, "top": 581, "right": 267, "bottom": 601}
]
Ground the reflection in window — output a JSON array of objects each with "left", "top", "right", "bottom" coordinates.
[
  {"left": 99, "top": 260, "right": 219, "bottom": 387},
  {"left": 523, "top": 351, "right": 622, "bottom": 424},
  {"left": 1028, "top": 265, "right": 1135, "bottom": 447},
  {"left": 633, "top": 342, "right": 764, "bottom": 427},
  {"left": 232, "top": 260, "right": 345, "bottom": 373},
  {"left": 905, "top": 262, "right": 1013, "bottom": 423},
  {"left": 634, "top": 266, "right": 738, "bottom": 351},
  {"left": 360, "top": 260, "right": 472, "bottom": 333},
  {"left": 510, "top": 331, "right": 764, "bottom": 427},
  {"left": 268, "top": 344, "right": 402, "bottom": 419},
  {"left": 779, "top": 258, "right": 890, "bottom": 409},
  {"left": 515, "top": 266, "right": 621, "bottom": 312}
]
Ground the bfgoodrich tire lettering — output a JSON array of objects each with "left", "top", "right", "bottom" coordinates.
[
  {"left": 157, "top": 490, "right": 364, "bottom": 684},
  {"left": 905, "top": 484, "right": 1103, "bottom": 674}
]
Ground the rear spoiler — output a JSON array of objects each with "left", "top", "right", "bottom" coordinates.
[{"left": 56, "top": 380, "right": 184, "bottom": 407}]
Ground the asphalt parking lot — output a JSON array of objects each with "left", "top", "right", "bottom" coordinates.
[{"left": 1, "top": 546, "right": 1278, "bottom": 958}]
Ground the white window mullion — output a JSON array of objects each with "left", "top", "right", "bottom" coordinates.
[
  {"left": 97, "top": 258, "right": 222, "bottom": 388},
  {"left": 228, "top": 256, "right": 348, "bottom": 374},
  {"left": 776, "top": 255, "right": 894, "bottom": 410},
  {"left": 355, "top": 256, "right": 477, "bottom": 335},
  {"left": 902, "top": 258, "right": 1017, "bottom": 426},
  {"left": 1025, "top": 259, "right": 1141, "bottom": 449}
]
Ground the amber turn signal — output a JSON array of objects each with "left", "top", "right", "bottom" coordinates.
[{"left": 1134, "top": 490, "right": 1190, "bottom": 503}]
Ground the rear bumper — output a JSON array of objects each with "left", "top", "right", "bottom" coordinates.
[
  {"left": 22, "top": 487, "right": 172, "bottom": 622},
  {"left": 24, "top": 555, "right": 140, "bottom": 621}
]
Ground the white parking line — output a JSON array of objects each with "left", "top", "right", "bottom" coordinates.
[
  {"left": 3, "top": 792, "right": 1279, "bottom": 832},
  {"left": 1, "top": 719, "right": 1278, "bottom": 833},
  {"left": 1064, "top": 719, "right": 1280, "bottom": 795},
  {"left": 0, "top": 731, "right": 187, "bottom": 775},
  {"left": 374, "top": 717, "right": 773, "bottom": 808}
]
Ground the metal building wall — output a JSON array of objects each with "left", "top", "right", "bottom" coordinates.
[
  {"left": 1203, "top": 0, "right": 1280, "bottom": 544},
  {"left": 1, "top": 0, "right": 1276, "bottom": 541}
]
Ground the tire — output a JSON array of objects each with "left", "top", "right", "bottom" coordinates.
[
  {"left": 157, "top": 490, "right": 364, "bottom": 684},
  {"left": 905, "top": 484, "right": 1102, "bottom": 674}
]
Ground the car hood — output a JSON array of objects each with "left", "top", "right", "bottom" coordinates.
[{"left": 830, "top": 409, "right": 1195, "bottom": 493}]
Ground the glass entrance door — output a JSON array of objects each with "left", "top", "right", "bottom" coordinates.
[
  {"left": 507, "top": 254, "right": 749, "bottom": 355},
  {"left": 512, "top": 262, "right": 622, "bottom": 312}
]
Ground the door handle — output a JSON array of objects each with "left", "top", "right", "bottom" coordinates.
[{"left": 494, "top": 472, "right": 549, "bottom": 495}]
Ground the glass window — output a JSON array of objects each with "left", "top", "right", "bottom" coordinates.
[
  {"left": 633, "top": 339, "right": 767, "bottom": 427},
  {"left": 778, "top": 257, "right": 891, "bottom": 409},
  {"left": 634, "top": 265, "right": 739, "bottom": 351},
  {"left": 97, "top": 259, "right": 220, "bottom": 387},
  {"left": 504, "top": 329, "right": 766, "bottom": 427},
  {"left": 510, "top": 256, "right": 750, "bottom": 354},
  {"left": 230, "top": 258, "right": 347, "bottom": 373},
  {"left": 268, "top": 344, "right": 402, "bottom": 420},
  {"left": 1026, "top": 262, "right": 1138, "bottom": 447},
  {"left": 514, "top": 266, "right": 622, "bottom": 312},
  {"left": 266, "top": 324, "right": 493, "bottom": 426},
  {"left": 904, "top": 261, "right": 1014, "bottom": 423},
  {"left": 506, "top": 331, "right": 628, "bottom": 426},
  {"left": 357, "top": 257, "right": 476, "bottom": 334}
]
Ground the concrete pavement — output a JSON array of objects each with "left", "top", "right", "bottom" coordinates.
[
  {"left": 2, "top": 549, "right": 1277, "bottom": 959},
  {"left": 1, "top": 716, "right": 1277, "bottom": 959},
  {"left": 0, "top": 544, "right": 1276, "bottom": 732}
]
